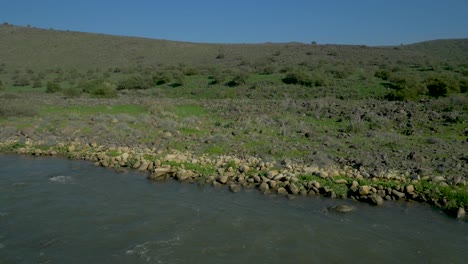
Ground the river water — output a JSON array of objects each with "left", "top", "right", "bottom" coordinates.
[{"left": 0, "top": 154, "right": 467, "bottom": 263}]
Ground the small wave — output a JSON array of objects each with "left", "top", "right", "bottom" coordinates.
[{"left": 49, "top": 175, "right": 73, "bottom": 183}]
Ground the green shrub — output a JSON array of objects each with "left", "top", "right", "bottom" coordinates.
[
  {"left": 117, "top": 75, "right": 152, "bottom": 90},
  {"left": 460, "top": 79, "right": 468, "bottom": 93},
  {"left": 426, "top": 76, "right": 458, "bottom": 98},
  {"left": 152, "top": 71, "right": 172, "bottom": 85},
  {"left": 46, "top": 81, "right": 61, "bottom": 93},
  {"left": 171, "top": 71, "right": 185, "bottom": 87},
  {"left": 227, "top": 72, "right": 248, "bottom": 87},
  {"left": 0, "top": 102, "right": 38, "bottom": 117},
  {"left": 62, "top": 87, "right": 82, "bottom": 97},
  {"left": 209, "top": 70, "right": 227, "bottom": 85},
  {"left": 384, "top": 75, "right": 425, "bottom": 101},
  {"left": 90, "top": 81, "right": 117, "bottom": 98},
  {"left": 12, "top": 75, "right": 30, "bottom": 86},
  {"left": 282, "top": 71, "right": 313, "bottom": 87},
  {"left": 32, "top": 79, "right": 42, "bottom": 88},
  {"left": 374, "top": 70, "right": 390, "bottom": 80},
  {"left": 0, "top": 80, "right": 3, "bottom": 90}
]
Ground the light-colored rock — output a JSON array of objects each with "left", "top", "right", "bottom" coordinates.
[
  {"left": 259, "top": 182, "right": 269, "bottom": 193},
  {"left": 334, "top": 179, "right": 348, "bottom": 184},
  {"left": 218, "top": 175, "right": 229, "bottom": 184},
  {"left": 269, "top": 180, "right": 277, "bottom": 188},
  {"left": 359, "top": 185, "right": 371, "bottom": 195},
  {"left": 405, "top": 185, "right": 415, "bottom": 193},
  {"left": 318, "top": 171, "right": 329, "bottom": 178},
  {"left": 288, "top": 184, "right": 299, "bottom": 195},
  {"left": 432, "top": 176, "right": 445, "bottom": 182},
  {"left": 176, "top": 170, "right": 193, "bottom": 181},
  {"left": 277, "top": 187, "right": 288, "bottom": 195},
  {"left": 327, "top": 205, "right": 355, "bottom": 213},
  {"left": 351, "top": 180, "right": 359, "bottom": 190},
  {"left": 371, "top": 195, "right": 384, "bottom": 206},
  {"left": 456, "top": 208, "right": 466, "bottom": 219},
  {"left": 229, "top": 184, "right": 242, "bottom": 193},
  {"left": 267, "top": 170, "right": 279, "bottom": 179},
  {"left": 239, "top": 165, "right": 250, "bottom": 173},
  {"left": 392, "top": 189, "right": 405, "bottom": 199}
]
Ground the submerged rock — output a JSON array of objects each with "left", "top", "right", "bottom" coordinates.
[
  {"left": 327, "top": 205, "right": 355, "bottom": 213},
  {"left": 229, "top": 184, "right": 242, "bottom": 193}
]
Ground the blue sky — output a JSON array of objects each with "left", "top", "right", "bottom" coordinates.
[{"left": 1, "top": 0, "right": 467, "bottom": 45}]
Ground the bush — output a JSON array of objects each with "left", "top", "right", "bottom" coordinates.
[
  {"left": 374, "top": 70, "right": 390, "bottom": 80},
  {"left": 46, "top": 81, "right": 61, "bottom": 93},
  {"left": 78, "top": 79, "right": 117, "bottom": 98},
  {"left": 460, "top": 79, "right": 468, "bottom": 93},
  {"left": 426, "top": 76, "right": 458, "bottom": 98},
  {"left": 0, "top": 102, "right": 38, "bottom": 118},
  {"left": 90, "top": 82, "right": 117, "bottom": 98},
  {"left": 152, "top": 71, "right": 172, "bottom": 85},
  {"left": 227, "top": 72, "right": 248, "bottom": 87},
  {"left": 170, "top": 71, "right": 185, "bottom": 87},
  {"left": 282, "top": 71, "right": 313, "bottom": 87},
  {"left": 0, "top": 80, "right": 3, "bottom": 90},
  {"left": 384, "top": 75, "right": 425, "bottom": 101},
  {"left": 117, "top": 75, "right": 152, "bottom": 90},
  {"left": 32, "top": 79, "right": 42, "bottom": 88},
  {"left": 62, "top": 87, "right": 82, "bottom": 97},
  {"left": 209, "top": 70, "right": 227, "bottom": 85},
  {"left": 12, "top": 75, "right": 30, "bottom": 86}
]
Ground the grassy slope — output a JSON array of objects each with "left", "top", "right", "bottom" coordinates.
[{"left": 2, "top": 24, "right": 466, "bottom": 71}]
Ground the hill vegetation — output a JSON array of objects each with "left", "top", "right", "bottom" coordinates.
[{"left": 0, "top": 24, "right": 467, "bottom": 212}]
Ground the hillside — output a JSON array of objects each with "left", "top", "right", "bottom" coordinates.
[{"left": 1, "top": 24, "right": 466, "bottom": 71}]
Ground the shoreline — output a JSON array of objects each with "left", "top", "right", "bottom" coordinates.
[{"left": 1, "top": 137, "right": 466, "bottom": 220}]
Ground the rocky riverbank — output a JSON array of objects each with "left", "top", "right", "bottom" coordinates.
[{"left": 1, "top": 137, "right": 466, "bottom": 220}]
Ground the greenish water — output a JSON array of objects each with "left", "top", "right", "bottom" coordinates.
[{"left": 0, "top": 154, "right": 466, "bottom": 263}]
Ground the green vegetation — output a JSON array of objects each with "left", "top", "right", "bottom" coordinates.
[{"left": 0, "top": 24, "right": 467, "bottom": 213}]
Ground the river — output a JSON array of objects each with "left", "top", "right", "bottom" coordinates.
[{"left": 0, "top": 154, "right": 466, "bottom": 263}]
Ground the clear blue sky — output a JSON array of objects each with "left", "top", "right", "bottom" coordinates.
[{"left": 2, "top": 0, "right": 467, "bottom": 45}]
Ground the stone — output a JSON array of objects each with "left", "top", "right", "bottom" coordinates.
[
  {"left": 392, "top": 189, "right": 405, "bottom": 199},
  {"left": 176, "top": 170, "right": 193, "bottom": 181},
  {"left": 371, "top": 195, "right": 384, "bottom": 206},
  {"left": 351, "top": 180, "right": 359, "bottom": 190},
  {"left": 318, "top": 171, "right": 329, "bottom": 178},
  {"left": 456, "top": 208, "right": 466, "bottom": 219},
  {"left": 121, "top": 152, "right": 130, "bottom": 162},
  {"left": 327, "top": 205, "right": 355, "bottom": 213},
  {"left": 273, "top": 174, "right": 286, "bottom": 181},
  {"left": 277, "top": 187, "right": 288, "bottom": 195},
  {"left": 288, "top": 184, "right": 299, "bottom": 195},
  {"left": 267, "top": 170, "right": 279, "bottom": 179},
  {"left": 254, "top": 175, "right": 261, "bottom": 183},
  {"left": 269, "top": 180, "right": 277, "bottom": 188},
  {"left": 359, "top": 185, "right": 371, "bottom": 195},
  {"left": 405, "top": 185, "right": 415, "bottom": 193},
  {"left": 335, "top": 179, "right": 348, "bottom": 184},
  {"left": 68, "top": 145, "right": 76, "bottom": 153},
  {"left": 218, "top": 175, "right": 229, "bottom": 184},
  {"left": 432, "top": 176, "right": 445, "bottom": 182},
  {"left": 148, "top": 167, "right": 174, "bottom": 181},
  {"left": 259, "top": 182, "right": 269, "bottom": 193},
  {"left": 229, "top": 184, "right": 242, "bottom": 193},
  {"left": 20, "top": 127, "right": 35, "bottom": 137},
  {"left": 239, "top": 165, "right": 250, "bottom": 173}
]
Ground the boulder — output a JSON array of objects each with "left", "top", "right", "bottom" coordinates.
[
  {"left": 359, "top": 185, "right": 371, "bottom": 195},
  {"left": 405, "top": 185, "right": 415, "bottom": 193},
  {"left": 334, "top": 179, "right": 348, "bottom": 184},
  {"left": 268, "top": 180, "right": 277, "bottom": 188},
  {"left": 229, "top": 184, "right": 242, "bottom": 193},
  {"left": 218, "top": 175, "right": 229, "bottom": 184},
  {"left": 327, "top": 205, "right": 355, "bottom": 213},
  {"left": 288, "top": 184, "right": 299, "bottom": 195},
  {"left": 239, "top": 165, "right": 250, "bottom": 173},
  {"left": 392, "top": 189, "right": 405, "bottom": 199},
  {"left": 456, "top": 208, "right": 466, "bottom": 219},
  {"left": 432, "top": 176, "right": 445, "bottom": 183},
  {"left": 277, "top": 187, "right": 288, "bottom": 196},
  {"left": 148, "top": 167, "right": 174, "bottom": 181},
  {"left": 259, "top": 182, "right": 269, "bottom": 193},
  {"left": 176, "top": 169, "right": 193, "bottom": 181},
  {"left": 370, "top": 195, "right": 384, "bottom": 206}
]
